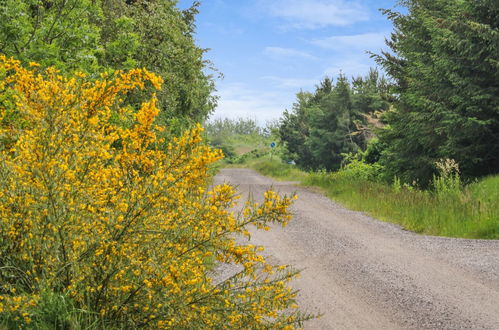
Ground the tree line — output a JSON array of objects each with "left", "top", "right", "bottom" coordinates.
[
  {"left": 0, "top": 0, "right": 216, "bottom": 132},
  {"left": 278, "top": 0, "right": 498, "bottom": 186}
]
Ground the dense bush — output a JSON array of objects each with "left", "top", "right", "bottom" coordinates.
[
  {"left": 335, "top": 160, "right": 384, "bottom": 182},
  {"left": 375, "top": 0, "right": 499, "bottom": 184},
  {"left": 0, "top": 57, "right": 308, "bottom": 328},
  {"left": 0, "top": 0, "right": 217, "bottom": 129}
]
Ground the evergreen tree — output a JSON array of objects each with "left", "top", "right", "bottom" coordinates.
[
  {"left": 375, "top": 0, "right": 499, "bottom": 184},
  {"left": 279, "top": 91, "right": 317, "bottom": 169},
  {"left": 279, "top": 72, "right": 388, "bottom": 171},
  {"left": 351, "top": 69, "right": 390, "bottom": 150}
]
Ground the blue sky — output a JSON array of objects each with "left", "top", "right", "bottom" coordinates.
[{"left": 178, "top": 0, "right": 400, "bottom": 123}]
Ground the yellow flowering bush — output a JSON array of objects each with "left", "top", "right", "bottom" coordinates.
[{"left": 0, "top": 56, "right": 309, "bottom": 328}]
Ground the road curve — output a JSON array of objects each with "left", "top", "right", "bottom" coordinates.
[{"left": 214, "top": 168, "right": 499, "bottom": 330}]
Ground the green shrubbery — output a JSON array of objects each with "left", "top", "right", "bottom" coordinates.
[
  {"left": 432, "top": 159, "right": 462, "bottom": 197},
  {"left": 243, "top": 156, "right": 498, "bottom": 239},
  {"left": 0, "top": 0, "right": 217, "bottom": 130},
  {"left": 334, "top": 160, "right": 384, "bottom": 182}
]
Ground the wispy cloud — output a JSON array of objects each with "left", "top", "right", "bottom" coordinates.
[
  {"left": 259, "top": 0, "right": 369, "bottom": 29},
  {"left": 263, "top": 47, "right": 317, "bottom": 60},
  {"left": 212, "top": 82, "right": 294, "bottom": 122},
  {"left": 311, "top": 32, "right": 387, "bottom": 51},
  {"left": 323, "top": 54, "right": 376, "bottom": 78},
  {"left": 261, "top": 76, "right": 317, "bottom": 89}
]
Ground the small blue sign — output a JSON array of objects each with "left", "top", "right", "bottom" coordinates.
[{"left": 270, "top": 142, "right": 276, "bottom": 148}]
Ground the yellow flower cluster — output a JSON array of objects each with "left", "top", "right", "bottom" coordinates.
[{"left": 0, "top": 56, "right": 309, "bottom": 328}]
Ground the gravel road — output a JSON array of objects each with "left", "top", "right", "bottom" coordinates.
[{"left": 214, "top": 168, "right": 499, "bottom": 330}]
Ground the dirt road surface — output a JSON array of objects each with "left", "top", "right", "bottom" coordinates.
[{"left": 214, "top": 168, "right": 499, "bottom": 330}]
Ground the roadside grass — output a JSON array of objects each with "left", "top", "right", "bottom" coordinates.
[
  {"left": 214, "top": 133, "right": 277, "bottom": 167},
  {"left": 242, "top": 156, "right": 499, "bottom": 239},
  {"left": 1, "top": 291, "right": 108, "bottom": 329},
  {"left": 229, "top": 156, "right": 308, "bottom": 182},
  {"left": 228, "top": 134, "right": 269, "bottom": 155},
  {"left": 210, "top": 133, "right": 271, "bottom": 159}
]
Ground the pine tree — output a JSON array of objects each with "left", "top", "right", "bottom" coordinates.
[{"left": 375, "top": 0, "right": 499, "bottom": 184}]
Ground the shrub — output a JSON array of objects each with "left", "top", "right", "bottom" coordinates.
[
  {"left": 334, "top": 159, "right": 383, "bottom": 182},
  {"left": 234, "top": 149, "right": 268, "bottom": 164},
  {"left": 0, "top": 57, "right": 308, "bottom": 328},
  {"left": 208, "top": 137, "right": 237, "bottom": 161}
]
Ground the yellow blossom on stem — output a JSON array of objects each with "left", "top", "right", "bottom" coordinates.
[{"left": 0, "top": 56, "right": 312, "bottom": 328}]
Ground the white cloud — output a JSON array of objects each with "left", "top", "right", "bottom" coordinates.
[
  {"left": 260, "top": 0, "right": 369, "bottom": 29},
  {"left": 263, "top": 47, "right": 317, "bottom": 60},
  {"left": 211, "top": 83, "right": 295, "bottom": 122},
  {"left": 323, "top": 55, "right": 375, "bottom": 78},
  {"left": 261, "top": 76, "right": 317, "bottom": 89},
  {"left": 311, "top": 32, "right": 387, "bottom": 51}
]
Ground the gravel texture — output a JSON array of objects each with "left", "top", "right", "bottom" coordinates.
[{"left": 214, "top": 168, "right": 499, "bottom": 330}]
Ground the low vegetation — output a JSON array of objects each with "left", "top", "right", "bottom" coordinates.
[
  {"left": 0, "top": 58, "right": 310, "bottom": 328},
  {"left": 244, "top": 156, "right": 498, "bottom": 239},
  {"left": 204, "top": 118, "right": 277, "bottom": 165}
]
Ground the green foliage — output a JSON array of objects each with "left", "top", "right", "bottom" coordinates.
[
  {"left": 204, "top": 118, "right": 278, "bottom": 165},
  {"left": 335, "top": 159, "right": 384, "bottom": 182},
  {"left": 375, "top": 0, "right": 499, "bottom": 185},
  {"left": 101, "top": 0, "right": 217, "bottom": 126},
  {"left": 278, "top": 70, "right": 389, "bottom": 171},
  {"left": 214, "top": 142, "right": 237, "bottom": 160},
  {"left": 0, "top": 0, "right": 217, "bottom": 128},
  {"left": 0, "top": 0, "right": 102, "bottom": 73},
  {"left": 469, "top": 175, "right": 499, "bottom": 203},
  {"left": 392, "top": 176, "right": 402, "bottom": 193},
  {"left": 362, "top": 137, "right": 385, "bottom": 164},
  {"left": 99, "top": 15, "right": 139, "bottom": 70},
  {"left": 246, "top": 157, "right": 498, "bottom": 239},
  {"left": 432, "top": 158, "right": 462, "bottom": 196},
  {"left": 205, "top": 118, "right": 263, "bottom": 137},
  {"left": 1, "top": 291, "right": 106, "bottom": 330}
]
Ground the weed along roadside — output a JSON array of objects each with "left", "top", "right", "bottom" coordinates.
[{"left": 231, "top": 155, "right": 498, "bottom": 240}]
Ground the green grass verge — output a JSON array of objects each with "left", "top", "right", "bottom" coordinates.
[
  {"left": 227, "top": 156, "right": 308, "bottom": 182},
  {"left": 243, "top": 157, "right": 499, "bottom": 239}
]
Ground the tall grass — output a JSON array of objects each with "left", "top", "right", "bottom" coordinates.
[
  {"left": 243, "top": 157, "right": 308, "bottom": 182},
  {"left": 246, "top": 157, "right": 499, "bottom": 239}
]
